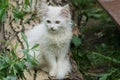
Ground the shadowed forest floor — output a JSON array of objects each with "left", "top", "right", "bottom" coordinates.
[{"left": 72, "top": 17, "right": 120, "bottom": 80}]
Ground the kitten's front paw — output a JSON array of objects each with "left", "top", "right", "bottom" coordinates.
[
  {"left": 49, "top": 69, "right": 57, "bottom": 77},
  {"left": 57, "top": 60, "right": 71, "bottom": 79}
]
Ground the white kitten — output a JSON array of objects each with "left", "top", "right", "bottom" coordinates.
[{"left": 25, "top": 3, "right": 73, "bottom": 79}]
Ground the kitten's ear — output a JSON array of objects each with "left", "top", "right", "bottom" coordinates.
[
  {"left": 60, "top": 4, "right": 71, "bottom": 18},
  {"left": 40, "top": 3, "right": 48, "bottom": 16}
]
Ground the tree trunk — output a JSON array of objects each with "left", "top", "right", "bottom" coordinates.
[
  {"left": 0, "top": 22, "right": 4, "bottom": 50},
  {"left": 1, "top": 0, "right": 83, "bottom": 80}
]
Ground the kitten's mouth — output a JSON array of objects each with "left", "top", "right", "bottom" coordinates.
[
  {"left": 48, "top": 29, "right": 58, "bottom": 33},
  {"left": 50, "top": 28, "right": 56, "bottom": 31},
  {"left": 51, "top": 29, "right": 56, "bottom": 31}
]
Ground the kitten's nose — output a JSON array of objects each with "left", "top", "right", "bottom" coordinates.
[{"left": 50, "top": 27, "right": 56, "bottom": 31}]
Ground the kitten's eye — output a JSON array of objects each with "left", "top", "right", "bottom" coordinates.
[
  {"left": 46, "top": 20, "right": 51, "bottom": 23},
  {"left": 55, "top": 21, "right": 60, "bottom": 24}
]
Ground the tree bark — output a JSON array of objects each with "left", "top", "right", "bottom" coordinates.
[{"left": 1, "top": 0, "right": 83, "bottom": 80}]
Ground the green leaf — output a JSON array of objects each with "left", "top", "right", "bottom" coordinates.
[
  {"left": 21, "top": 32, "right": 29, "bottom": 49},
  {"left": 14, "top": 42, "right": 19, "bottom": 51},
  {"left": 99, "top": 74, "right": 108, "bottom": 80},
  {"left": 0, "top": 64, "right": 8, "bottom": 70},
  {"left": 72, "top": 35, "right": 81, "bottom": 47},
  {"left": 99, "top": 68, "right": 117, "bottom": 80},
  {"left": 31, "top": 44, "right": 39, "bottom": 50},
  {"left": 24, "top": 0, "right": 29, "bottom": 8},
  {"left": 11, "top": 50, "right": 17, "bottom": 60},
  {"left": 3, "top": 76, "right": 17, "bottom": 80},
  {"left": 13, "top": 66, "right": 17, "bottom": 75},
  {"left": 16, "top": 62, "right": 25, "bottom": 71},
  {"left": 92, "top": 52, "right": 120, "bottom": 64}
]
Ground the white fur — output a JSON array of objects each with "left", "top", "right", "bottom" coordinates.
[{"left": 26, "top": 4, "right": 72, "bottom": 79}]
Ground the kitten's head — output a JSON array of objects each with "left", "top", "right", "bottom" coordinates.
[{"left": 40, "top": 3, "right": 72, "bottom": 33}]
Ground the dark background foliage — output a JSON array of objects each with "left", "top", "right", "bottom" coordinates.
[{"left": 71, "top": 0, "right": 120, "bottom": 80}]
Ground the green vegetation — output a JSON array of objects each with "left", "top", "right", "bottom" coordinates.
[
  {"left": 0, "top": 0, "right": 35, "bottom": 79},
  {"left": 71, "top": 0, "right": 120, "bottom": 80},
  {"left": 0, "top": 0, "right": 9, "bottom": 23},
  {"left": 0, "top": 33, "right": 38, "bottom": 80},
  {"left": 0, "top": 0, "right": 9, "bottom": 31}
]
